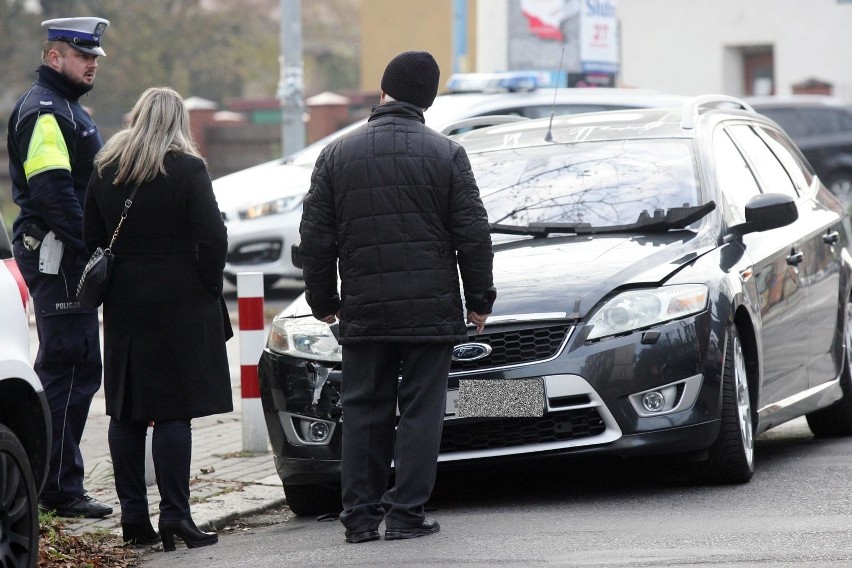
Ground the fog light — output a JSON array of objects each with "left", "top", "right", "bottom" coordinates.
[
  {"left": 280, "top": 412, "right": 337, "bottom": 446},
  {"left": 308, "top": 421, "right": 330, "bottom": 442},
  {"left": 642, "top": 391, "right": 666, "bottom": 412},
  {"left": 300, "top": 419, "right": 331, "bottom": 443}
]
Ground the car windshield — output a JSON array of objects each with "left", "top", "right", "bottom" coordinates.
[{"left": 471, "top": 139, "right": 702, "bottom": 231}]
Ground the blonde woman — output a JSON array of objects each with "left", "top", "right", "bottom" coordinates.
[{"left": 84, "top": 87, "right": 232, "bottom": 551}]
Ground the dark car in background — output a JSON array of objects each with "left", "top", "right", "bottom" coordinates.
[
  {"left": 0, "top": 217, "right": 50, "bottom": 568},
  {"left": 749, "top": 96, "right": 852, "bottom": 209},
  {"left": 258, "top": 95, "right": 852, "bottom": 516}
]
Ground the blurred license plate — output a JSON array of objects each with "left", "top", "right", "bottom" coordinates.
[{"left": 457, "top": 379, "right": 545, "bottom": 418}]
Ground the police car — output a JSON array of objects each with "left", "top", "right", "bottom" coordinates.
[
  {"left": 213, "top": 73, "right": 687, "bottom": 287},
  {"left": 0, "top": 216, "right": 50, "bottom": 568}
]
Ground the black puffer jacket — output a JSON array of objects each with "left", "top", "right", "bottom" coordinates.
[{"left": 300, "top": 101, "right": 495, "bottom": 344}]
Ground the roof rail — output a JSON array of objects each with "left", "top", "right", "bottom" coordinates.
[
  {"left": 440, "top": 115, "right": 530, "bottom": 135},
  {"left": 681, "top": 95, "right": 755, "bottom": 129}
]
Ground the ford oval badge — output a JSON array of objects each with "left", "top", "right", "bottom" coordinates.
[{"left": 452, "top": 342, "right": 492, "bottom": 362}]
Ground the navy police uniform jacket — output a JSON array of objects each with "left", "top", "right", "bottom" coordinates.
[
  {"left": 8, "top": 65, "right": 102, "bottom": 311},
  {"left": 299, "top": 101, "right": 496, "bottom": 344}
]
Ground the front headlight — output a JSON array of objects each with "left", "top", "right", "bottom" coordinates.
[
  {"left": 239, "top": 195, "right": 303, "bottom": 220},
  {"left": 586, "top": 284, "right": 709, "bottom": 340},
  {"left": 267, "top": 315, "right": 342, "bottom": 362}
]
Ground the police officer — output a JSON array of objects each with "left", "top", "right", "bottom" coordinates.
[{"left": 7, "top": 16, "right": 113, "bottom": 518}]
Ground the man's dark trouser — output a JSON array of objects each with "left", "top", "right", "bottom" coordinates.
[
  {"left": 339, "top": 342, "right": 453, "bottom": 532},
  {"left": 14, "top": 241, "right": 103, "bottom": 504}
]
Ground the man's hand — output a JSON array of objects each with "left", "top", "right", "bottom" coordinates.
[
  {"left": 320, "top": 312, "right": 338, "bottom": 324},
  {"left": 467, "top": 311, "right": 488, "bottom": 335}
]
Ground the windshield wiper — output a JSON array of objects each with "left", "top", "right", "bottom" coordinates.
[
  {"left": 491, "top": 202, "right": 716, "bottom": 237},
  {"left": 581, "top": 202, "right": 716, "bottom": 234},
  {"left": 490, "top": 223, "right": 589, "bottom": 237}
]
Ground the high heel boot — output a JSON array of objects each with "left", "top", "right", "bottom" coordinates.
[
  {"left": 121, "top": 520, "right": 160, "bottom": 546},
  {"left": 158, "top": 517, "right": 218, "bottom": 552}
]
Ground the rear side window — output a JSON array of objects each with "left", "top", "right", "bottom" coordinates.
[
  {"left": 727, "top": 124, "right": 799, "bottom": 199},
  {"left": 755, "top": 127, "right": 814, "bottom": 193}
]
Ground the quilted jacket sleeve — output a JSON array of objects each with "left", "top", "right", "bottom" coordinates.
[
  {"left": 299, "top": 148, "right": 341, "bottom": 319},
  {"left": 448, "top": 144, "right": 496, "bottom": 314}
]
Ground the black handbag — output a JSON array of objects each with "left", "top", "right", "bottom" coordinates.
[{"left": 76, "top": 186, "right": 138, "bottom": 309}]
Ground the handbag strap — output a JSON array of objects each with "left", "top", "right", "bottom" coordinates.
[{"left": 105, "top": 185, "right": 139, "bottom": 254}]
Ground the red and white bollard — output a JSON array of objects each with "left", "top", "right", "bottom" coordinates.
[{"left": 237, "top": 272, "right": 269, "bottom": 452}]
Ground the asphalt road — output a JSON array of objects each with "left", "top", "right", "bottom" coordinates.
[{"left": 136, "top": 416, "right": 852, "bottom": 567}]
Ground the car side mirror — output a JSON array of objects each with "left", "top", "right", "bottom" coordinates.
[
  {"left": 725, "top": 193, "right": 798, "bottom": 241},
  {"left": 291, "top": 242, "right": 303, "bottom": 269}
]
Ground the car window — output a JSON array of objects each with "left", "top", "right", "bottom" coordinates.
[
  {"left": 801, "top": 108, "right": 843, "bottom": 135},
  {"left": 713, "top": 129, "right": 761, "bottom": 225},
  {"left": 754, "top": 126, "right": 814, "bottom": 194},
  {"left": 756, "top": 108, "right": 810, "bottom": 138},
  {"left": 727, "top": 124, "right": 799, "bottom": 199},
  {"left": 521, "top": 104, "right": 635, "bottom": 119},
  {"left": 470, "top": 139, "right": 700, "bottom": 228}
]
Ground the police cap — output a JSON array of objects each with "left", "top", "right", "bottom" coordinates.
[{"left": 42, "top": 17, "right": 110, "bottom": 57}]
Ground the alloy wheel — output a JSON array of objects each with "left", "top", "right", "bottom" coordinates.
[{"left": 732, "top": 335, "right": 754, "bottom": 468}]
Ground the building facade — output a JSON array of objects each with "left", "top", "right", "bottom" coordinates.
[{"left": 617, "top": 0, "right": 852, "bottom": 102}]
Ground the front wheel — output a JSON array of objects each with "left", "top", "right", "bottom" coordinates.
[
  {"left": 0, "top": 424, "right": 39, "bottom": 568},
  {"left": 282, "top": 482, "right": 341, "bottom": 518},
  {"left": 806, "top": 299, "right": 852, "bottom": 437},
  {"left": 690, "top": 326, "right": 755, "bottom": 484}
]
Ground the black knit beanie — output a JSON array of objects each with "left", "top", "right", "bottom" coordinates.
[{"left": 380, "top": 51, "right": 440, "bottom": 109}]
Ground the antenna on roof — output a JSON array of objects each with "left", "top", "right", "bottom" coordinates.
[{"left": 544, "top": 45, "right": 567, "bottom": 143}]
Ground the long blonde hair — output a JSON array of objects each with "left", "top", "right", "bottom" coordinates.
[{"left": 95, "top": 86, "right": 202, "bottom": 186}]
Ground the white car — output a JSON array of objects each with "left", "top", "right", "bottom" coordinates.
[
  {"left": 0, "top": 217, "right": 49, "bottom": 568},
  {"left": 214, "top": 73, "right": 687, "bottom": 287}
]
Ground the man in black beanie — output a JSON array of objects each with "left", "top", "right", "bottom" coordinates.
[{"left": 299, "top": 50, "right": 496, "bottom": 543}]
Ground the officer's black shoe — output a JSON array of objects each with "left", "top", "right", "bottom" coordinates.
[
  {"left": 344, "top": 528, "right": 381, "bottom": 544},
  {"left": 40, "top": 494, "right": 113, "bottom": 518},
  {"left": 385, "top": 518, "right": 440, "bottom": 540}
]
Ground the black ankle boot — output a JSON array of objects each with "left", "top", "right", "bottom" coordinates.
[
  {"left": 121, "top": 520, "right": 160, "bottom": 546},
  {"left": 158, "top": 518, "right": 217, "bottom": 552}
]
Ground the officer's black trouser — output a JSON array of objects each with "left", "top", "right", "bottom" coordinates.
[
  {"left": 108, "top": 418, "right": 192, "bottom": 522},
  {"left": 338, "top": 342, "right": 452, "bottom": 532},
  {"left": 14, "top": 241, "right": 103, "bottom": 505}
]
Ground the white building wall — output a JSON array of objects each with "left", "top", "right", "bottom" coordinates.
[
  {"left": 617, "top": 0, "right": 852, "bottom": 102},
  {"left": 476, "top": 0, "right": 510, "bottom": 73}
]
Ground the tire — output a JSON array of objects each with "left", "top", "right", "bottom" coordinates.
[
  {"left": 0, "top": 424, "right": 39, "bottom": 568},
  {"left": 690, "top": 326, "right": 755, "bottom": 484},
  {"left": 282, "top": 483, "right": 341, "bottom": 517},
  {"left": 806, "top": 298, "right": 852, "bottom": 437}
]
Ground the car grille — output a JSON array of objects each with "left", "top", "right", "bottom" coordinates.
[
  {"left": 450, "top": 324, "right": 571, "bottom": 373},
  {"left": 439, "top": 408, "right": 605, "bottom": 454},
  {"left": 227, "top": 239, "right": 283, "bottom": 265}
]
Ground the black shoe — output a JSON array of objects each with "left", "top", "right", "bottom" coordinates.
[
  {"left": 122, "top": 520, "right": 160, "bottom": 546},
  {"left": 385, "top": 518, "right": 440, "bottom": 540},
  {"left": 344, "top": 528, "right": 380, "bottom": 544},
  {"left": 40, "top": 495, "right": 113, "bottom": 519},
  {"left": 159, "top": 518, "right": 217, "bottom": 552}
]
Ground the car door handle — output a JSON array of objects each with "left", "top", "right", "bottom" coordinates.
[
  {"left": 786, "top": 251, "right": 804, "bottom": 266},
  {"left": 823, "top": 231, "right": 840, "bottom": 245}
]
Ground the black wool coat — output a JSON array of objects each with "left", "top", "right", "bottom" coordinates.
[
  {"left": 84, "top": 153, "right": 233, "bottom": 421},
  {"left": 300, "top": 101, "right": 496, "bottom": 343}
]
